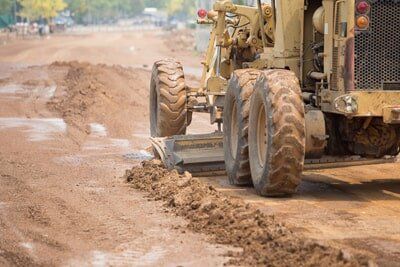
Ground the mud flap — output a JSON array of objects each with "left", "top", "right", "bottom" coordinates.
[{"left": 150, "top": 133, "right": 226, "bottom": 176}]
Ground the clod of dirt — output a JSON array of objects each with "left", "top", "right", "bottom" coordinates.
[
  {"left": 0, "top": 247, "right": 40, "bottom": 267},
  {"left": 125, "top": 160, "right": 372, "bottom": 266}
]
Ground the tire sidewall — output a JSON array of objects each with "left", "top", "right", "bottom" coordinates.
[
  {"left": 149, "top": 59, "right": 187, "bottom": 137},
  {"left": 249, "top": 76, "right": 273, "bottom": 193},
  {"left": 224, "top": 74, "right": 251, "bottom": 184},
  {"left": 150, "top": 67, "right": 160, "bottom": 137}
]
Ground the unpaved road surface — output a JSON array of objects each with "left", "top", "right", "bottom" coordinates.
[{"left": 0, "top": 30, "right": 399, "bottom": 266}]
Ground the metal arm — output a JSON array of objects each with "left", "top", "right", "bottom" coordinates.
[{"left": 257, "top": 0, "right": 268, "bottom": 48}]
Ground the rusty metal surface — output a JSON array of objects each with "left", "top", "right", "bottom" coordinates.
[
  {"left": 383, "top": 107, "right": 400, "bottom": 124},
  {"left": 322, "top": 90, "right": 400, "bottom": 116},
  {"left": 304, "top": 108, "right": 326, "bottom": 158},
  {"left": 344, "top": 36, "right": 355, "bottom": 91}
]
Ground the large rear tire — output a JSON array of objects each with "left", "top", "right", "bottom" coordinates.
[
  {"left": 248, "top": 69, "right": 306, "bottom": 197},
  {"left": 223, "top": 69, "right": 262, "bottom": 185},
  {"left": 150, "top": 59, "right": 187, "bottom": 137}
]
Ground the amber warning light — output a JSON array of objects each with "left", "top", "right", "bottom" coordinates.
[{"left": 356, "top": 15, "right": 370, "bottom": 29}]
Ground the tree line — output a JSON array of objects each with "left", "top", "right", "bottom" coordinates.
[{"left": 0, "top": 0, "right": 197, "bottom": 23}]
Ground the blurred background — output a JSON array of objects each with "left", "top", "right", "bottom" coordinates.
[{"left": 0, "top": 0, "right": 257, "bottom": 52}]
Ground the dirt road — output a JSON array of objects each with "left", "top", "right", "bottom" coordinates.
[
  {"left": 0, "top": 30, "right": 399, "bottom": 266},
  {"left": 0, "top": 31, "right": 225, "bottom": 266},
  {"left": 0, "top": 30, "right": 201, "bottom": 78}
]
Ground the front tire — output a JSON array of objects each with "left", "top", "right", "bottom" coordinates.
[
  {"left": 150, "top": 59, "right": 187, "bottom": 137},
  {"left": 248, "top": 70, "right": 306, "bottom": 197},
  {"left": 223, "top": 69, "right": 261, "bottom": 185}
]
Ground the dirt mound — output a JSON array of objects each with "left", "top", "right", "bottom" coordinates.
[
  {"left": 125, "top": 161, "right": 371, "bottom": 266},
  {"left": 163, "top": 29, "right": 195, "bottom": 52},
  {"left": 47, "top": 61, "right": 151, "bottom": 144}
]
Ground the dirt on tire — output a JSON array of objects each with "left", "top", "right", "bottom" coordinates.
[
  {"left": 249, "top": 69, "right": 306, "bottom": 196},
  {"left": 125, "top": 160, "right": 372, "bottom": 267},
  {"left": 150, "top": 58, "right": 187, "bottom": 137},
  {"left": 224, "top": 69, "right": 262, "bottom": 185}
]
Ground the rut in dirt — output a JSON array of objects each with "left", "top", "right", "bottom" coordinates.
[{"left": 125, "top": 160, "right": 372, "bottom": 267}]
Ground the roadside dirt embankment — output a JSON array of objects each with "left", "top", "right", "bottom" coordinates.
[
  {"left": 47, "top": 61, "right": 151, "bottom": 144},
  {"left": 125, "top": 160, "right": 372, "bottom": 267}
]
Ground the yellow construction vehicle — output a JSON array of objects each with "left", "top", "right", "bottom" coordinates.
[{"left": 150, "top": 0, "right": 400, "bottom": 196}]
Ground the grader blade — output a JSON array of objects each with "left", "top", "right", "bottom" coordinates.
[
  {"left": 150, "top": 133, "right": 397, "bottom": 175},
  {"left": 150, "top": 133, "right": 225, "bottom": 175},
  {"left": 304, "top": 156, "right": 397, "bottom": 171}
]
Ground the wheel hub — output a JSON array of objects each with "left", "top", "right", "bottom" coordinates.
[
  {"left": 230, "top": 101, "right": 239, "bottom": 159},
  {"left": 257, "top": 105, "right": 267, "bottom": 167}
]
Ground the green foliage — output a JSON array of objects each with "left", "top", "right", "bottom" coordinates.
[
  {"left": 66, "top": 0, "right": 144, "bottom": 23},
  {"left": 0, "top": 0, "right": 15, "bottom": 14},
  {"left": 166, "top": 0, "right": 195, "bottom": 18},
  {"left": 143, "top": 0, "right": 166, "bottom": 9},
  {"left": 18, "top": 0, "right": 67, "bottom": 20},
  {"left": 10, "top": 0, "right": 197, "bottom": 24},
  {"left": 233, "top": 0, "right": 248, "bottom": 5},
  {"left": 65, "top": 0, "right": 87, "bottom": 14}
]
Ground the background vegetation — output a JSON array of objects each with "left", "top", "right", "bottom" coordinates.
[{"left": 0, "top": 0, "right": 199, "bottom": 23}]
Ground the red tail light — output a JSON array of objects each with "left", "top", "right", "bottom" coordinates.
[
  {"left": 356, "top": 1, "right": 370, "bottom": 13},
  {"left": 355, "top": 1, "right": 371, "bottom": 30},
  {"left": 197, "top": 9, "right": 207, "bottom": 19}
]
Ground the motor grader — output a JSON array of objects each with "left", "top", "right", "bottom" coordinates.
[{"left": 150, "top": 0, "right": 400, "bottom": 196}]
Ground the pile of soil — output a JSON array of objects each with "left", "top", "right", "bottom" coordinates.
[
  {"left": 125, "top": 160, "right": 371, "bottom": 266},
  {"left": 47, "top": 61, "right": 151, "bottom": 142},
  {"left": 163, "top": 29, "right": 196, "bottom": 52}
]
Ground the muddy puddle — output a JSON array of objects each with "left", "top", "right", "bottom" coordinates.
[
  {"left": 123, "top": 150, "right": 153, "bottom": 161},
  {"left": 0, "top": 84, "right": 56, "bottom": 99},
  {"left": 0, "top": 84, "right": 22, "bottom": 94},
  {"left": 0, "top": 117, "right": 66, "bottom": 141},
  {"left": 89, "top": 123, "right": 107, "bottom": 137},
  {"left": 88, "top": 246, "right": 165, "bottom": 267},
  {"left": 82, "top": 139, "right": 132, "bottom": 151}
]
